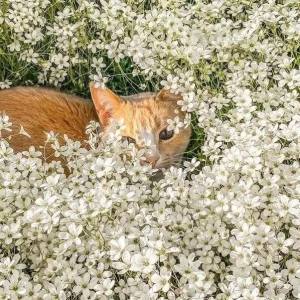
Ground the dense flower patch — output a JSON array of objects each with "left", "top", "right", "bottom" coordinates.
[{"left": 1, "top": 0, "right": 300, "bottom": 299}]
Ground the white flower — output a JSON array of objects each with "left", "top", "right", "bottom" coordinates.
[
  {"left": 132, "top": 248, "right": 159, "bottom": 273},
  {"left": 167, "top": 116, "right": 184, "bottom": 134},
  {"left": 92, "top": 57, "right": 106, "bottom": 69},
  {"left": 2, "top": 271, "right": 28, "bottom": 295},
  {"left": 89, "top": 73, "right": 108, "bottom": 89},
  {"left": 112, "top": 250, "right": 132, "bottom": 274},
  {"left": 174, "top": 254, "right": 205, "bottom": 279},
  {"left": 274, "top": 69, "right": 300, "bottom": 89},
  {"left": 161, "top": 75, "right": 180, "bottom": 94},
  {"left": 88, "top": 39, "right": 103, "bottom": 53},
  {"left": 73, "top": 273, "right": 98, "bottom": 297},
  {"left": 0, "top": 254, "right": 26, "bottom": 275},
  {"left": 151, "top": 266, "right": 171, "bottom": 292},
  {"left": 0, "top": 221, "right": 22, "bottom": 244},
  {"left": 127, "top": 162, "right": 149, "bottom": 182},
  {"left": 43, "top": 279, "right": 67, "bottom": 300},
  {"left": 20, "top": 49, "right": 39, "bottom": 63},
  {"left": 0, "top": 79, "right": 12, "bottom": 89},
  {"left": 52, "top": 53, "right": 70, "bottom": 69},
  {"left": 58, "top": 223, "right": 83, "bottom": 249},
  {"left": 109, "top": 236, "right": 126, "bottom": 260},
  {"left": 269, "top": 232, "right": 294, "bottom": 254},
  {"left": 94, "top": 278, "right": 115, "bottom": 297}
]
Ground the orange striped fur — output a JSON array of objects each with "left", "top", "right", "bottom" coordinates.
[{"left": 0, "top": 84, "right": 191, "bottom": 167}]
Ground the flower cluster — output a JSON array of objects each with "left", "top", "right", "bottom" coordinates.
[{"left": 1, "top": 0, "right": 300, "bottom": 299}]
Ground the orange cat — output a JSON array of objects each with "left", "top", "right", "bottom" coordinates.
[{"left": 0, "top": 83, "right": 191, "bottom": 168}]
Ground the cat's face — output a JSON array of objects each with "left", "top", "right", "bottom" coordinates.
[{"left": 90, "top": 82, "right": 191, "bottom": 169}]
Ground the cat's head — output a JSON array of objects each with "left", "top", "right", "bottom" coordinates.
[{"left": 90, "top": 82, "right": 191, "bottom": 169}]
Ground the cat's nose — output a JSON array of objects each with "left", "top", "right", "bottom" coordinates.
[
  {"left": 144, "top": 157, "right": 158, "bottom": 167},
  {"left": 143, "top": 149, "right": 160, "bottom": 167},
  {"left": 150, "top": 159, "right": 158, "bottom": 167}
]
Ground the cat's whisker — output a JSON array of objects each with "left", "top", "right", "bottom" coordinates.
[
  {"left": 187, "top": 138, "right": 205, "bottom": 141},
  {"left": 157, "top": 157, "right": 183, "bottom": 169},
  {"left": 170, "top": 152, "right": 186, "bottom": 157}
]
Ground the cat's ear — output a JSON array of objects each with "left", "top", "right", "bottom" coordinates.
[
  {"left": 155, "top": 89, "right": 183, "bottom": 102},
  {"left": 89, "top": 82, "right": 123, "bottom": 126}
]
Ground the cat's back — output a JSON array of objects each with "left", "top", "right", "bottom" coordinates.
[
  {"left": 0, "top": 86, "right": 97, "bottom": 154},
  {"left": 0, "top": 86, "right": 89, "bottom": 118}
]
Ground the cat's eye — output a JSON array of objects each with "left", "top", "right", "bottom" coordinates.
[
  {"left": 122, "top": 136, "right": 136, "bottom": 144},
  {"left": 159, "top": 129, "right": 174, "bottom": 140}
]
